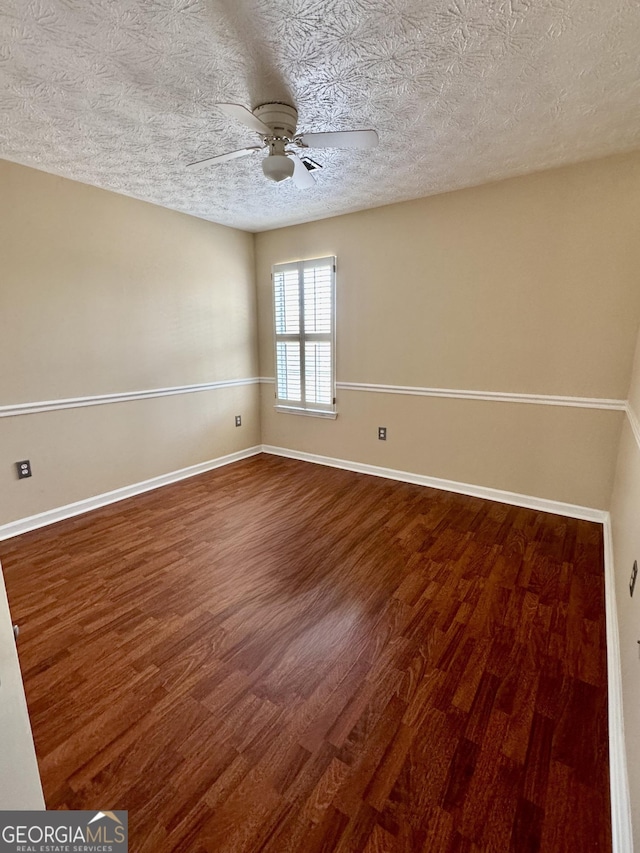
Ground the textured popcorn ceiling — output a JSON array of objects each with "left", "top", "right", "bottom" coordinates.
[{"left": 1, "top": 0, "right": 640, "bottom": 232}]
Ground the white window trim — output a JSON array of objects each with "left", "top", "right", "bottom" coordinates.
[
  {"left": 272, "top": 256, "right": 337, "bottom": 417},
  {"left": 274, "top": 405, "right": 338, "bottom": 419}
]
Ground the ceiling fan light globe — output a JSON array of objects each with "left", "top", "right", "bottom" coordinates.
[{"left": 262, "top": 154, "right": 295, "bottom": 182}]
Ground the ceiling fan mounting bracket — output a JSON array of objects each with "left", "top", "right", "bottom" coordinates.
[{"left": 253, "top": 102, "right": 298, "bottom": 139}]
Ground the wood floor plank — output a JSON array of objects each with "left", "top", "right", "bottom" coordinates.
[{"left": 0, "top": 454, "right": 611, "bottom": 852}]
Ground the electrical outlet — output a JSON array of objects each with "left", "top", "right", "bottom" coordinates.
[
  {"left": 378, "top": 427, "right": 387, "bottom": 441},
  {"left": 631, "top": 560, "right": 638, "bottom": 597},
  {"left": 16, "top": 460, "right": 32, "bottom": 479},
  {"left": 235, "top": 415, "right": 242, "bottom": 427}
]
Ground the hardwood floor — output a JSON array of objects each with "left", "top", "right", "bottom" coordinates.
[{"left": 0, "top": 454, "right": 611, "bottom": 852}]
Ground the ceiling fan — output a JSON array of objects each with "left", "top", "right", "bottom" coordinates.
[{"left": 187, "top": 102, "right": 378, "bottom": 188}]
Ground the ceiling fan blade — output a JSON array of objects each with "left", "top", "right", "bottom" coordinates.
[
  {"left": 186, "top": 146, "right": 262, "bottom": 170},
  {"left": 217, "top": 103, "right": 272, "bottom": 135},
  {"left": 290, "top": 153, "right": 316, "bottom": 189},
  {"left": 298, "top": 129, "right": 378, "bottom": 150}
]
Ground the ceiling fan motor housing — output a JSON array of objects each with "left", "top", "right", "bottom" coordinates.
[{"left": 253, "top": 103, "right": 298, "bottom": 139}]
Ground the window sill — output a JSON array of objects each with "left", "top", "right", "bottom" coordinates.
[{"left": 274, "top": 405, "right": 337, "bottom": 419}]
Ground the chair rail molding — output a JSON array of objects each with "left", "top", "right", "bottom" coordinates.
[
  {"left": 625, "top": 402, "right": 640, "bottom": 451},
  {"left": 0, "top": 378, "right": 261, "bottom": 418},
  {"left": 260, "top": 377, "right": 625, "bottom": 411}
]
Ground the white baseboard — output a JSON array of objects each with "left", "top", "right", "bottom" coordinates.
[
  {"left": 1, "top": 443, "right": 608, "bottom": 540},
  {"left": 0, "top": 446, "right": 262, "bottom": 541},
  {"left": 1, "top": 443, "right": 607, "bottom": 540},
  {"left": 261, "top": 445, "right": 607, "bottom": 522},
  {"left": 603, "top": 516, "right": 633, "bottom": 853}
]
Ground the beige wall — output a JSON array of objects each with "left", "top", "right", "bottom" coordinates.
[
  {"left": 611, "top": 329, "right": 640, "bottom": 848},
  {"left": 256, "top": 151, "right": 640, "bottom": 509},
  {"left": 0, "top": 160, "right": 260, "bottom": 527},
  {"left": 261, "top": 387, "right": 622, "bottom": 509},
  {"left": 4, "top": 151, "right": 640, "bottom": 522}
]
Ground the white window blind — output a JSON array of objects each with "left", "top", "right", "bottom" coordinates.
[{"left": 273, "top": 256, "right": 336, "bottom": 415}]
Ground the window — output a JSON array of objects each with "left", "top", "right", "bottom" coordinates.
[{"left": 273, "top": 256, "right": 336, "bottom": 417}]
